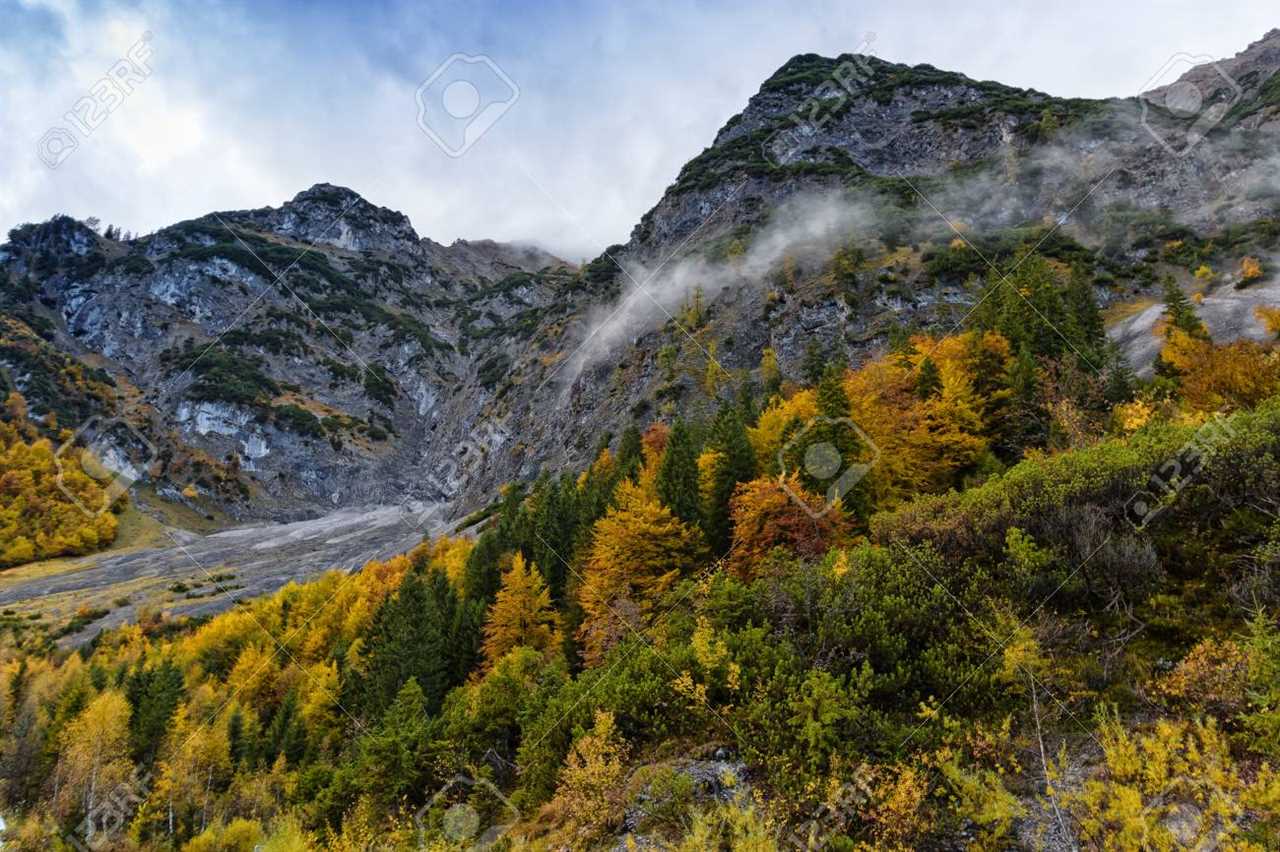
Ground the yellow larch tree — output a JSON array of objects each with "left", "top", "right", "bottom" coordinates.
[
  {"left": 576, "top": 480, "right": 705, "bottom": 666},
  {"left": 482, "top": 552, "right": 561, "bottom": 668},
  {"left": 52, "top": 689, "right": 134, "bottom": 827}
]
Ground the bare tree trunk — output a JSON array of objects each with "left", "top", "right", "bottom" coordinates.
[
  {"left": 85, "top": 756, "right": 100, "bottom": 841},
  {"left": 1030, "top": 674, "right": 1076, "bottom": 851}
]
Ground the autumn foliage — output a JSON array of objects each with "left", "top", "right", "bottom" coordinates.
[
  {"left": 576, "top": 480, "right": 705, "bottom": 665},
  {"left": 0, "top": 392, "right": 120, "bottom": 567},
  {"left": 6, "top": 253, "right": 1280, "bottom": 849},
  {"left": 482, "top": 552, "right": 561, "bottom": 668},
  {"left": 1158, "top": 328, "right": 1280, "bottom": 412},
  {"left": 727, "top": 474, "right": 847, "bottom": 578}
]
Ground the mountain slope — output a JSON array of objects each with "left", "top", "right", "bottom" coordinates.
[
  {"left": 2, "top": 33, "right": 1279, "bottom": 528},
  {"left": 1, "top": 185, "right": 583, "bottom": 519}
]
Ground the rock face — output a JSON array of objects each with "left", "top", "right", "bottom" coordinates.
[
  {"left": 2, "top": 34, "right": 1278, "bottom": 522},
  {"left": 1, "top": 186, "right": 581, "bottom": 519}
]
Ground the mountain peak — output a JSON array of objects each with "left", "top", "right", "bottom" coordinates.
[
  {"left": 287, "top": 183, "right": 368, "bottom": 207},
  {"left": 247, "top": 183, "right": 421, "bottom": 252}
]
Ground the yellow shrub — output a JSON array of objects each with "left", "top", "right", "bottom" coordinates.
[
  {"left": 1256, "top": 306, "right": 1280, "bottom": 339},
  {"left": 1064, "top": 713, "right": 1280, "bottom": 851},
  {"left": 1114, "top": 399, "right": 1155, "bottom": 433},
  {"left": 862, "top": 763, "right": 932, "bottom": 849},
  {"left": 552, "top": 710, "right": 631, "bottom": 838},
  {"left": 1153, "top": 637, "right": 1250, "bottom": 716}
]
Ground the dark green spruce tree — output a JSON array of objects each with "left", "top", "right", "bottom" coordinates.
[
  {"left": 702, "top": 404, "right": 758, "bottom": 554},
  {"left": 124, "top": 659, "right": 185, "bottom": 765},
  {"left": 354, "top": 677, "right": 432, "bottom": 809},
  {"left": 1160, "top": 275, "right": 1208, "bottom": 339},
  {"left": 656, "top": 419, "right": 701, "bottom": 526},
  {"left": 526, "top": 473, "right": 577, "bottom": 601},
  {"left": 350, "top": 566, "right": 476, "bottom": 718},
  {"left": 614, "top": 424, "right": 643, "bottom": 484},
  {"left": 1002, "top": 343, "right": 1047, "bottom": 455},
  {"left": 1065, "top": 264, "right": 1105, "bottom": 352},
  {"left": 915, "top": 356, "right": 942, "bottom": 400},
  {"left": 801, "top": 341, "right": 827, "bottom": 385}
]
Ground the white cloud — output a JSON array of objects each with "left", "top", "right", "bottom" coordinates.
[{"left": 1, "top": 0, "right": 1274, "bottom": 259}]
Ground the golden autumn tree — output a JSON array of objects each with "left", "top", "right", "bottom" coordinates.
[
  {"left": 727, "top": 474, "right": 847, "bottom": 579},
  {"left": 52, "top": 689, "right": 135, "bottom": 829},
  {"left": 912, "top": 347, "right": 989, "bottom": 485},
  {"left": 143, "top": 687, "right": 233, "bottom": 839},
  {"left": 837, "top": 332, "right": 1008, "bottom": 505},
  {"left": 425, "top": 535, "right": 473, "bottom": 590},
  {"left": 576, "top": 480, "right": 706, "bottom": 666},
  {"left": 746, "top": 388, "right": 817, "bottom": 468},
  {"left": 482, "top": 552, "right": 561, "bottom": 668},
  {"left": 552, "top": 709, "right": 631, "bottom": 837},
  {"left": 1160, "top": 328, "right": 1280, "bottom": 412}
]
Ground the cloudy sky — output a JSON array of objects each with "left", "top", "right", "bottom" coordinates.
[{"left": 1, "top": 0, "right": 1273, "bottom": 260}]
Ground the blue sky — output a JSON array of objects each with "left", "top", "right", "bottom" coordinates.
[{"left": 2, "top": 0, "right": 1273, "bottom": 259}]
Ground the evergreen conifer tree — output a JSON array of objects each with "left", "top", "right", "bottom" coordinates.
[
  {"left": 915, "top": 356, "right": 943, "bottom": 400},
  {"left": 701, "top": 405, "right": 758, "bottom": 554},
  {"left": 656, "top": 419, "right": 701, "bottom": 525}
]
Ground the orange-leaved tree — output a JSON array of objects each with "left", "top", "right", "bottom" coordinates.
[
  {"left": 1159, "top": 328, "right": 1280, "bottom": 413},
  {"left": 727, "top": 474, "right": 847, "bottom": 579}
]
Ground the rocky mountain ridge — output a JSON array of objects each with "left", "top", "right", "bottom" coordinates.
[{"left": 3, "top": 31, "right": 1279, "bottom": 524}]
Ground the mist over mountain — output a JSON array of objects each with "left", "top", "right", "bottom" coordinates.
[{"left": 4, "top": 31, "right": 1278, "bottom": 523}]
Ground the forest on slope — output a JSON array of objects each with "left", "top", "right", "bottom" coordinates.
[
  {"left": 0, "top": 390, "right": 122, "bottom": 568},
  {"left": 4, "top": 252, "right": 1280, "bottom": 850}
]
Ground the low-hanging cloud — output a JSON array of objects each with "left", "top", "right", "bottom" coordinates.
[{"left": 559, "top": 191, "right": 877, "bottom": 384}]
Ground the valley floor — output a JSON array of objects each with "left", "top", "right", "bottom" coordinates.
[{"left": 0, "top": 504, "right": 444, "bottom": 646}]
